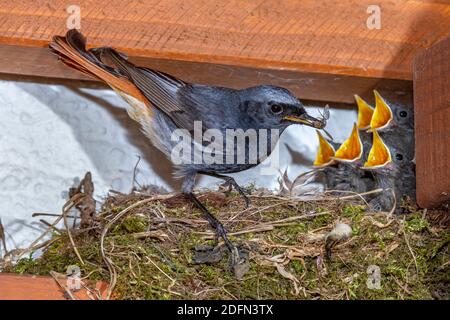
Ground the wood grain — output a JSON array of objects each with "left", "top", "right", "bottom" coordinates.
[
  {"left": 0, "top": 0, "right": 448, "bottom": 102},
  {"left": 414, "top": 36, "right": 450, "bottom": 208},
  {"left": 0, "top": 273, "right": 108, "bottom": 300},
  {"left": 0, "top": 44, "right": 411, "bottom": 104}
]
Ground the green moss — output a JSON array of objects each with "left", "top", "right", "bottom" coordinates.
[
  {"left": 3, "top": 191, "right": 448, "bottom": 300},
  {"left": 116, "top": 216, "right": 148, "bottom": 234},
  {"left": 405, "top": 213, "right": 430, "bottom": 233}
]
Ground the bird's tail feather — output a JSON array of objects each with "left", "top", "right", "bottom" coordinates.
[
  {"left": 50, "top": 29, "right": 154, "bottom": 126},
  {"left": 50, "top": 29, "right": 148, "bottom": 105}
]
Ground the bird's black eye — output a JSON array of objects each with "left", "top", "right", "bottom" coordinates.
[
  {"left": 395, "top": 153, "right": 403, "bottom": 161},
  {"left": 399, "top": 110, "right": 408, "bottom": 118},
  {"left": 270, "top": 104, "right": 283, "bottom": 114}
]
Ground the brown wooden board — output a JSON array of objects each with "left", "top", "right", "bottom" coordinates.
[
  {"left": 0, "top": 44, "right": 411, "bottom": 104},
  {"left": 0, "top": 273, "right": 108, "bottom": 300},
  {"left": 413, "top": 36, "right": 450, "bottom": 208},
  {"left": 0, "top": 0, "right": 449, "bottom": 102}
]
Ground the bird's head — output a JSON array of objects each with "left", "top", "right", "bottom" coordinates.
[
  {"left": 355, "top": 90, "right": 414, "bottom": 132},
  {"left": 362, "top": 128, "right": 415, "bottom": 174},
  {"left": 239, "top": 85, "right": 325, "bottom": 130}
]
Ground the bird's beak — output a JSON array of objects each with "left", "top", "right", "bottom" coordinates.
[
  {"left": 363, "top": 130, "right": 392, "bottom": 169},
  {"left": 369, "top": 90, "right": 393, "bottom": 131},
  {"left": 332, "top": 123, "right": 363, "bottom": 163},
  {"left": 313, "top": 130, "right": 335, "bottom": 167},
  {"left": 355, "top": 94, "right": 374, "bottom": 130},
  {"left": 284, "top": 113, "right": 325, "bottom": 129}
]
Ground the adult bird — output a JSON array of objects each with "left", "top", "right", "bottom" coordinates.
[{"left": 50, "top": 29, "right": 325, "bottom": 272}]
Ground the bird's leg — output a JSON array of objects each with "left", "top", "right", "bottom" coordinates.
[
  {"left": 187, "top": 192, "right": 248, "bottom": 278},
  {"left": 186, "top": 192, "right": 234, "bottom": 251},
  {"left": 182, "top": 173, "right": 249, "bottom": 278},
  {"left": 200, "top": 172, "right": 250, "bottom": 208}
]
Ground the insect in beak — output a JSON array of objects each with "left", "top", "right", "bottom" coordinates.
[
  {"left": 284, "top": 113, "right": 325, "bottom": 128},
  {"left": 284, "top": 105, "right": 332, "bottom": 139}
]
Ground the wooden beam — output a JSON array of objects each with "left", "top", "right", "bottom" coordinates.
[
  {"left": 0, "top": 273, "right": 108, "bottom": 300},
  {"left": 0, "top": 44, "right": 411, "bottom": 104},
  {"left": 414, "top": 36, "right": 450, "bottom": 208},
  {"left": 0, "top": 0, "right": 448, "bottom": 102}
]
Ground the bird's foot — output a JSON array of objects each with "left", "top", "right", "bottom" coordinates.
[
  {"left": 219, "top": 177, "right": 251, "bottom": 208},
  {"left": 229, "top": 245, "right": 249, "bottom": 280},
  {"left": 187, "top": 191, "right": 249, "bottom": 278},
  {"left": 216, "top": 223, "right": 249, "bottom": 279},
  {"left": 193, "top": 244, "right": 226, "bottom": 264},
  {"left": 193, "top": 243, "right": 249, "bottom": 280}
]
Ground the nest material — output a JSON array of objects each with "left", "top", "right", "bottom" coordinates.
[{"left": 1, "top": 173, "right": 449, "bottom": 300}]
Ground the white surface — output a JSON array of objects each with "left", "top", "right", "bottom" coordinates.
[{"left": 0, "top": 78, "right": 356, "bottom": 252}]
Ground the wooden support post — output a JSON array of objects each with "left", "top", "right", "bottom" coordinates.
[{"left": 414, "top": 36, "right": 450, "bottom": 208}]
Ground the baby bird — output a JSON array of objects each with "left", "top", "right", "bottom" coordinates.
[{"left": 311, "top": 90, "right": 415, "bottom": 212}]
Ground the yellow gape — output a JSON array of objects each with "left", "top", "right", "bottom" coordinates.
[
  {"left": 355, "top": 95, "right": 374, "bottom": 130},
  {"left": 333, "top": 123, "right": 363, "bottom": 162},
  {"left": 370, "top": 90, "right": 393, "bottom": 131},
  {"left": 364, "top": 130, "right": 392, "bottom": 168},
  {"left": 313, "top": 130, "right": 335, "bottom": 167}
]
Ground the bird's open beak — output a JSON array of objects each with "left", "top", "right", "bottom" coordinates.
[
  {"left": 313, "top": 130, "right": 335, "bottom": 167},
  {"left": 332, "top": 123, "right": 363, "bottom": 163},
  {"left": 355, "top": 94, "right": 374, "bottom": 130},
  {"left": 369, "top": 90, "right": 393, "bottom": 131},
  {"left": 284, "top": 113, "right": 325, "bottom": 129},
  {"left": 363, "top": 130, "right": 392, "bottom": 169}
]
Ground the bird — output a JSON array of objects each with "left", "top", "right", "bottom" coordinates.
[
  {"left": 359, "top": 90, "right": 415, "bottom": 212},
  {"left": 311, "top": 90, "right": 415, "bottom": 212},
  {"left": 312, "top": 124, "right": 376, "bottom": 195},
  {"left": 50, "top": 29, "right": 326, "bottom": 273},
  {"left": 362, "top": 127, "right": 416, "bottom": 212}
]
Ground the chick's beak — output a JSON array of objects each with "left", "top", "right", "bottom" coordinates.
[
  {"left": 284, "top": 112, "right": 325, "bottom": 129},
  {"left": 355, "top": 94, "right": 374, "bottom": 130},
  {"left": 332, "top": 123, "right": 363, "bottom": 163},
  {"left": 313, "top": 130, "right": 335, "bottom": 167},
  {"left": 363, "top": 130, "right": 392, "bottom": 169},
  {"left": 369, "top": 90, "right": 393, "bottom": 131}
]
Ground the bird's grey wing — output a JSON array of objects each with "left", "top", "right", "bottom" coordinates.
[
  {"left": 93, "top": 47, "right": 237, "bottom": 131},
  {"left": 128, "top": 67, "right": 196, "bottom": 130},
  {"left": 96, "top": 47, "right": 197, "bottom": 130},
  {"left": 128, "top": 67, "right": 230, "bottom": 131}
]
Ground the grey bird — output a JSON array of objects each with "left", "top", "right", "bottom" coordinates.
[
  {"left": 50, "top": 30, "right": 325, "bottom": 272},
  {"left": 360, "top": 90, "right": 415, "bottom": 212},
  {"left": 365, "top": 127, "right": 416, "bottom": 212},
  {"left": 311, "top": 91, "right": 415, "bottom": 213}
]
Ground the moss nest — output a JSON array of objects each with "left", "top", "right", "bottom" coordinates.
[{"left": 1, "top": 182, "right": 449, "bottom": 300}]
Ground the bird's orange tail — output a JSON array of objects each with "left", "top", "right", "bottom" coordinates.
[{"left": 50, "top": 29, "right": 148, "bottom": 104}]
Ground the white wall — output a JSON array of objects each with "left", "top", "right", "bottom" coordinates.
[{"left": 0, "top": 78, "right": 355, "bottom": 251}]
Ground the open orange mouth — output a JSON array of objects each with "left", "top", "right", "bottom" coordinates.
[
  {"left": 355, "top": 94, "right": 374, "bottom": 130},
  {"left": 369, "top": 90, "right": 393, "bottom": 131},
  {"left": 313, "top": 130, "right": 335, "bottom": 167},
  {"left": 333, "top": 123, "right": 363, "bottom": 163},
  {"left": 363, "top": 130, "right": 392, "bottom": 169}
]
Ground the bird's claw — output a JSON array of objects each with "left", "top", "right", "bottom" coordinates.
[
  {"left": 219, "top": 178, "right": 251, "bottom": 208},
  {"left": 230, "top": 246, "right": 249, "bottom": 280}
]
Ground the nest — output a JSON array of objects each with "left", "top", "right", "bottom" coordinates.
[{"left": 0, "top": 172, "right": 449, "bottom": 300}]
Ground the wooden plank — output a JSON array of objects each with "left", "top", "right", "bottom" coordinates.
[
  {"left": 0, "top": 44, "right": 411, "bottom": 104},
  {"left": 413, "top": 36, "right": 450, "bottom": 208},
  {"left": 0, "top": 0, "right": 448, "bottom": 102},
  {"left": 0, "top": 273, "right": 108, "bottom": 300}
]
